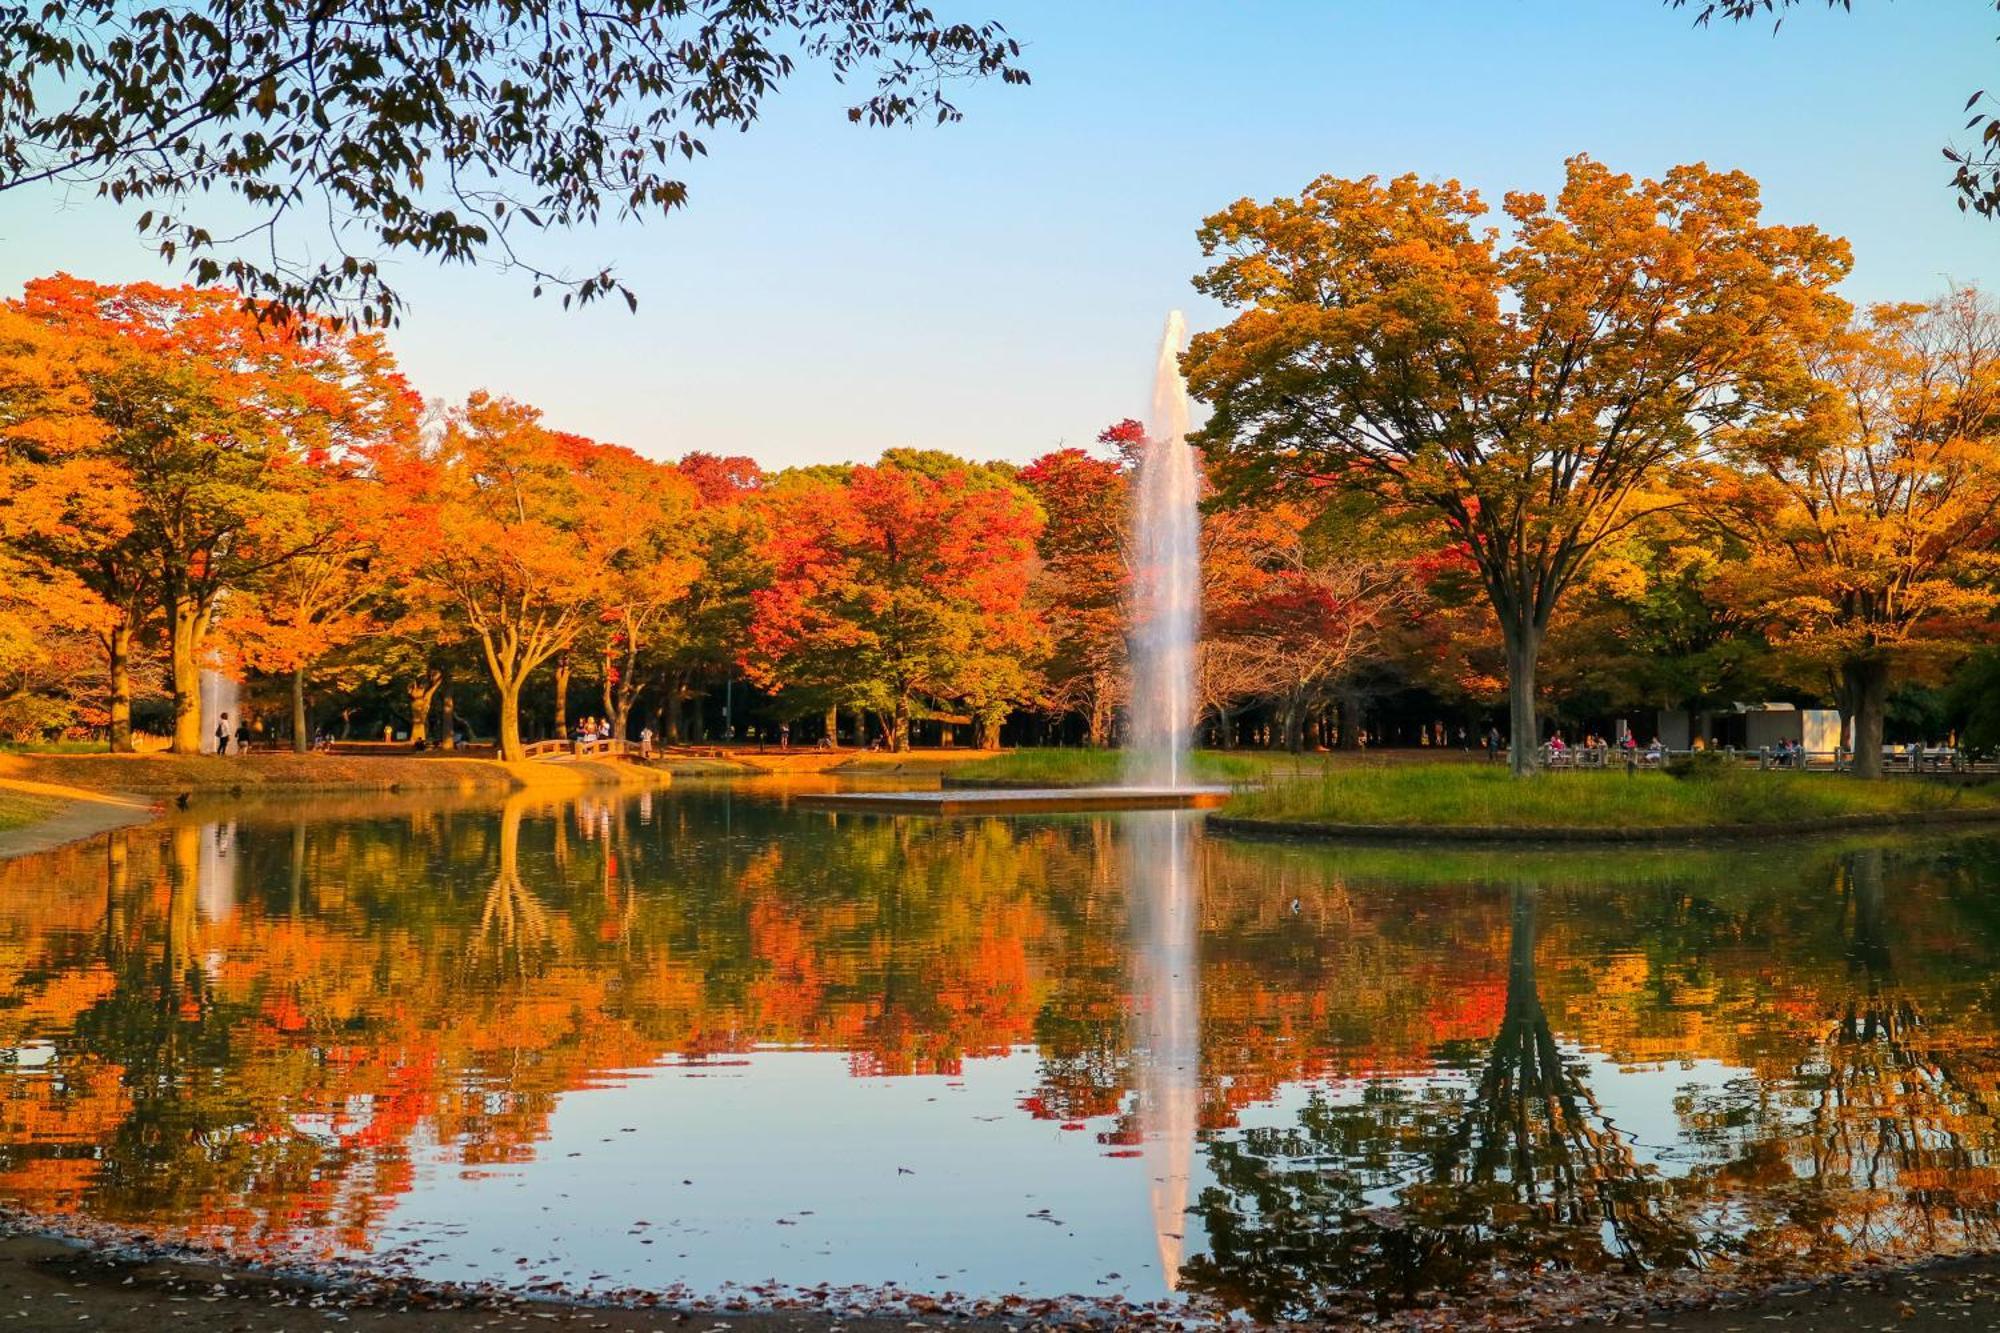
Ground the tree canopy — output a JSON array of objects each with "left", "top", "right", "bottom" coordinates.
[{"left": 0, "top": 0, "right": 1028, "bottom": 325}]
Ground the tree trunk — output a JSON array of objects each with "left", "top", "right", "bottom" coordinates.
[
  {"left": 165, "top": 591, "right": 204, "bottom": 755},
  {"left": 497, "top": 681, "right": 525, "bottom": 762},
  {"left": 553, "top": 655, "right": 571, "bottom": 737},
  {"left": 1504, "top": 620, "right": 1542, "bottom": 777},
  {"left": 976, "top": 711, "right": 1003, "bottom": 751},
  {"left": 441, "top": 694, "right": 457, "bottom": 750},
  {"left": 1088, "top": 690, "right": 1112, "bottom": 748},
  {"left": 105, "top": 620, "right": 134, "bottom": 753},
  {"left": 1281, "top": 695, "right": 1306, "bottom": 754},
  {"left": 825, "top": 704, "right": 839, "bottom": 746},
  {"left": 291, "top": 667, "right": 309, "bottom": 754},
  {"left": 1844, "top": 656, "right": 1889, "bottom": 780},
  {"left": 407, "top": 671, "right": 441, "bottom": 745},
  {"left": 665, "top": 677, "right": 684, "bottom": 743},
  {"left": 892, "top": 694, "right": 911, "bottom": 752}
]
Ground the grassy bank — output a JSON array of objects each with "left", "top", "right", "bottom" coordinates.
[
  {"left": 0, "top": 751, "right": 673, "bottom": 798},
  {"left": 947, "top": 747, "right": 1270, "bottom": 786},
  {"left": 1222, "top": 762, "right": 2000, "bottom": 832},
  {"left": 0, "top": 789, "right": 65, "bottom": 833}
]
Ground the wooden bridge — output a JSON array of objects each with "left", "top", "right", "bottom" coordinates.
[
  {"left": 520, "top": 738, "right": 739, "bottom": 763},
  {"left": 522, "top": 738, "right": 643, "bottom": 761}
]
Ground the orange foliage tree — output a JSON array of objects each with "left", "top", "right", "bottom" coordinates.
[
  {"left": 746, "top": 451, "right": 1044, "bottom": 750},
  {"left": 412, "top": 393, "right": 685, "bottom": 759},
  {"left": 1708, "top": 288, "right": 2000, "bottom": 776},
  {"left": 4, "top": 276, "right": 417, "bottom": 752},
  {"left": 1185, "top": 157, "right": 1851, "bottom": 773}
]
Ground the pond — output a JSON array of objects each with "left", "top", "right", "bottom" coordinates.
[{"left": 3, "top": 783, "right": 1999, "bottom": 1323}]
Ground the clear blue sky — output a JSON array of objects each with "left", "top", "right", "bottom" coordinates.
[{"left": 1, "top": 1, "right": 1992, "bottom": 469}]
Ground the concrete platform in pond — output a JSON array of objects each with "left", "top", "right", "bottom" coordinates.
[{"left": 793, "top": 786, "right": 1231, "bottom": 815}]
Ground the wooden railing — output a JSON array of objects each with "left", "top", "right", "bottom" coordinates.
[{"left": 522, "top": 737, "right": 646, "bottom": 761}]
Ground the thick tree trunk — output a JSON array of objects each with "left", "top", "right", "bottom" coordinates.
[
  {"left": 105, "top": 621, "right": 134, "bottom": 753},
  {"left": 1088, "top": 690, "right": 1113, "bottom": 748},
  {"left": 1844, "top": 657, "right": 1889, "bottom": 780},
  {"left": 825, "top": 704, "right": 839, "bottom": 746},
  {"left": 497, "top": 681, "right": 525, "bottom": 762},
  {"left": 553, "top": 655, "right": 571, "bottom": 737},
  {"left": 1504, "top": 621, "right": 1542, "bottom": 777},
  {"left": 165, "top": 592, "right": 205, "bottom": 755},
  {"left": 665, "top": 677, "right": 684, "bottom": 743},
  {"left": 406, "top": 671, "right": 441, "bottom": 745},
  {"left": 440, "top": 694, "right": 457, "bottom": 750},
  {"left": 291, "top": 667, "right": 309, "bottom": 754},
  {"left": 892, "top": 695, "right": 911, "bottom": 752},
  {"left": 1281, "top": 695, "right": 1306, "bottom": 754},
  {"left": 976, "top": 711, "right": 1003, "bottom": 751}
]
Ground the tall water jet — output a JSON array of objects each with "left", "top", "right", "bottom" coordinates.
[
  {"left": 199, "top": 665, "right": 240, "bottom": 753},
  {"left": 1127, "top": 311, "right": 1201, "bottom": 789}
]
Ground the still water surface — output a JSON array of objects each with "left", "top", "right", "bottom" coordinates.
[{"left": 3, "top": 784, "right": 2000, "bottom": 1320}]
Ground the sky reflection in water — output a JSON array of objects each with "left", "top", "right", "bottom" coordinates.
[{"left": 4, "top": 785, "right": 2000, "bottom": 1320}]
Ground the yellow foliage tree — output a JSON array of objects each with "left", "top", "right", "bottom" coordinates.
[{"left": 1709, "top": 287, "right": 2000, "bottom": 776}]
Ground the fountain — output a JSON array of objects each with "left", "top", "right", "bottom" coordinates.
[
  {"left": 1127, "top": 311, "right": 1201, "bottom": 789},
  {"left": 199, "top": 664, "right": 240, "bottom": 753},
  {"left": 798, "top": 312, "right": 1224, "bottom": 815}
]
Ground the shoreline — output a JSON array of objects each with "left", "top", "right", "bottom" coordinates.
[
  {"left": 1207, "top": 803, "right": 2000, "bottom": 845},
  {"left": 7, "top": 1216, "right": 2000, "bottom": 1333},
  {"left": 0, "top": 752, "right": 679, "bottom": 862}
]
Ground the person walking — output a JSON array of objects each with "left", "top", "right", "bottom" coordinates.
[{"left": 215, "top": 712, "right": 231, "bottom": 755}]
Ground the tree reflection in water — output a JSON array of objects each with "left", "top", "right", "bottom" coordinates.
[
  {"left": 4, "top": 804, "right": 2000, "bottom": 1314},
  {"left": 1180, "top": 882, "right": 1693, "bottom": 1321}
]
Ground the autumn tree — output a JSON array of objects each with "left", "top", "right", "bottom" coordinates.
[
  {"left": 0, "top": 302, "right": 151, "bottom": 746},
  {"left": 1708, "top": 289, "right": 2000, "bottom": 777},
  {"left": 1185, "top": 157, "right": 1851, "bottom": 772},
  {"left": 413, "top": 394, "right": 650, "bottom": 760},
  {"left": 1019, "top": 433, "right": 1132, "bottom": 745},
  {"left": 219, "top": 449, "right": 423, "bottom": 751},
  {"left": 590, "top": 449, "right": 703, "bottom": 740},
  {"left": 653, "top": 454, "right": 767, "bottom": 743},
  {"left": 1207, "top": 503, "right": 1415, "bottom": 753},
  {"left": 745, "top": 451, "right": 1044, "bottom": 751},
  {"left": 5, "top": 277, "right": 418, "bottom": 752},
  {"left": 0, "top": 2, "right": 1025, "bottom": 326}
]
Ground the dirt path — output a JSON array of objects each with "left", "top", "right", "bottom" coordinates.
[
  {"left": 0, "top": 778, "right": 154, "bottom": 861},
  {"left": 0, "top": 1234, "right": 1000, "bottom": 1333}
]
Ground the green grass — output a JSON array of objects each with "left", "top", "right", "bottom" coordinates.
[
  {"left": 949, "top": 747, "right": 1269, "bottom": 786},
  {"left": 0, "top": 740, "right": 112, "bottom": 754},
  {"left": 1223, "top": 762, "right": 2000, "bottom": 830}
]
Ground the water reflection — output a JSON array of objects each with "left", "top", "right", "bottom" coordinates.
[
  {"left": 3, "top": 796, "right": 2000, "bottom": 1318},
  {"left": 1127, "top": 812, "right": 1198, "bottom": 1290}
]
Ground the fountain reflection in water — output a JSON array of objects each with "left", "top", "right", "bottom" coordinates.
[
  {"left": 1127, "top": 810, "right": 1200, "bottom": 1290},
  {"left": 1127, "top": 311, "right": 1200, "bottom": 789}
]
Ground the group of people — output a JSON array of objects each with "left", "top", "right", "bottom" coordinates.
[
  {"left": 1543, "top": 731, "right": 1668, "bottom": 766},
  {"left": 212, "top": 712, "right": 251, "bottom": 755},
  {"left": 570, "top": 716, "right": 658, "bottom": 758}
]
